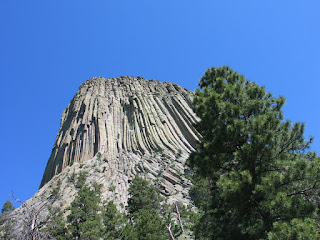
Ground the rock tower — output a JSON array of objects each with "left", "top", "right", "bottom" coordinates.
[
  {"left": 3, "top": 76, "right": 200, "bottom": 238},
  {"left": 38, "top": 76, "right": 199, "bottom": 205}
]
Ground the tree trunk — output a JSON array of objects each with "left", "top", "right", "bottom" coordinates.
[{"left": 175, "top": 202, "right": 184, "bottom": 233}]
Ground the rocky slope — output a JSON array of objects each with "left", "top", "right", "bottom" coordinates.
[{"left": 7, "top": 76, "right": 200, "bottom": 238}]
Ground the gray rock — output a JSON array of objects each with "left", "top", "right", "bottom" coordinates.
[
  {"left": 8, "top": 76, "right": 200, "bottom": 236},
  {"left": 40, "top": 76, "right": 199, "bottom": 194}
]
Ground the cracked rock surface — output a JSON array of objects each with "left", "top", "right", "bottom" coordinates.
[
  {"left": 13, "top": 76, "right": 200, "bottom": 233},
  {"left": 40, "top": 76, "right": 200, "bottom": 202}
]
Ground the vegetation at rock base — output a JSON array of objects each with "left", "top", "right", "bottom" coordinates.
[
  {"left": 48, "top": 173, "right": 191, "bottom": 239},
  {"left": 67, "top": 184, "right": 103, "bottom": 239},
  {"left": 102, "top": 201, "right": 126, "bottom": 240},
  {"left": 127, "top": 176, "right": 162, "bottom": 218},
  {"left": 51, "top": 173, "right": 105, "bottom": 239},
  {"left": 188, "top": 66, "right": 320, "bottom": 239},
  {"left": 125, "top": 176, "right": 167, "bottom": 240},
  {"left": 2, "top": 68, "right": 319, "bottom": 239},
  {"left": 127, "top": 208, "right": 165, "bottom": 240},
  {"left": 45, "top": 206, "right": 68, "bottom": 240},
  {"left": 124, "top": 175, "right": 196, "bottom": 239}
]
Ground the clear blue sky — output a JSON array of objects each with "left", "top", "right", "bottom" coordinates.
[{"left": 0, "top": 1, "right": 319, "bottom": 208}]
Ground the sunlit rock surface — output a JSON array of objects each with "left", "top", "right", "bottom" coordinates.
[
  {"left": 4, "top": 76, "right": 200, "bottom": 239},
  {"left": 39, "top": 76, "right": 200, "bottom": 205}
]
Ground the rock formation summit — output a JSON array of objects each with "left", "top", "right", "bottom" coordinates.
[
  {"left": 3, "top": 76, "right": 201, "bottom": 238},
  {"left": 39, "top": 76, "right": 200, "bottom": 205}
]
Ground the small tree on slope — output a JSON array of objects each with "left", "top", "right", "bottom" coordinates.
[
  {"left": 188, "top": 66, "right": 320, "bottom": 239},
  {"left": 0, "top": 201, "right": 15, "bottom": 239},
  {"left": 66, "top": 174, "right": 103, "bottom": 239},
  {"left": 1, "top": 201, "right": 15, "bottom": 214},
  {"left": 125, "top": 176, "right": 167, "bottom": 240}
]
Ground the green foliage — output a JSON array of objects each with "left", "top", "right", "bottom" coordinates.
[
  {"left": 174, "top": 202, "right": 199, "bottom": 233},
  {"left": 1, "top": 201, "right": 14, "bottom": 214},
  {"left": 120, "top": 223, "right": 137, "bottom": 240},
  {"left": 68, "top": 171, "right": 76, "bottom": 183},
  {"left": 127, "top": 176, "right": 162, "bottom": 218},
  {"left": 0, "top": 201, "right": 15, "bottom": 239},
  {"left": 49, "top": 171, "right": 126, "bottom": 239},
  {"left": 189, "top": 176, "right": 211, "bottom": 212},
  {"left": 51, "top": 179, "right": 61, "bottom": 198},
  {"left": 188, "top": 66, "right": 320, "bottom": 239},
  {"left": 121, "top": 176, "right": 172, "bottom": 240},
  {"left": 48, "top": 175, "right": 195, "bottom": 239},
  {"left": 45, "top": 206, "right": 67, "bottom": 240},
  {"left": 102, "top": 201, "right": 125, "bottom": 239},
  {"left": 75, "top": 171, "right": 87, "bottom": 188},
  {"left": 133, "top": 209, "right": 166, "bottom": 240},
  {"left": 67, "top": 184, "right": 103, "bottom": 239},
  {"left": 109, "top": 184, "right": 115, "bottom": 191},
  {"left": 51, "top": 173, "right": 103, "bottom": 239},
  {"left": 267, "top": 218, "right": 319, "bottom": 240}
]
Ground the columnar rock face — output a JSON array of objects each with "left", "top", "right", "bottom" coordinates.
[
  {"left": 4, "top": 76, "right": 200, "bottom": 238},
  {"left": 40, "top": 76, "right": 200, "bottom": 190}
]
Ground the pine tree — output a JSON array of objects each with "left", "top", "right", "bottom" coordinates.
[
  {"left": 102, "top": 201, "right": 125, "bottom": 240},
  {"left": 1, "top": 201, "right": 14, "bottom": 214},
  {"left": 124, "top": 176, "right": 168, "bottom": 240},
  {"left": 127, "top": 176, "right": 162, "bottom": 218},
  {"left": 0, "top": 217, "right": 11, "bottom": 240},
  {"left": 66, "top": 173, "right": 103, "bottom": 239},
  {"left": 45, "top": 206, "right": 67, "bottom": 240},
  {"left": 188, "top": 66, "right": 320, "bottom": 239},
  {"left": 133, "top": 208, "right": 166, "bottom": 240},
  {"left": 0, "top": 200, "right": 15, "bottom": 239}
]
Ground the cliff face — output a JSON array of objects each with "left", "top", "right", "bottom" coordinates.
[
  {"left": 3, "top": 76, "right": 200, "bottom": 238},
  {"left": 40, "top": 76, "right": 200, "bottom": 188}
]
